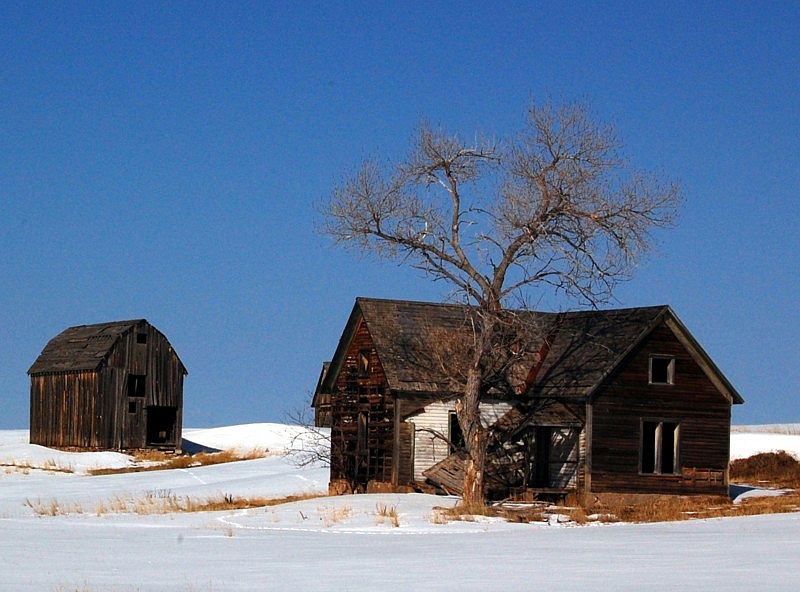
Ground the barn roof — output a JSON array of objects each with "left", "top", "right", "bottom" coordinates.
[
  {"left": 322, "top": 298, "right": 743, "bottom": 404},
  {"left": 28, "top": 319, "right": 186, "bottom": 375}
]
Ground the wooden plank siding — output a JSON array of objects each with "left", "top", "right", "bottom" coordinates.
[
  {"left": 408, "top": 399, "right": 513, "bottom": 481},
  {"left": 589, "top": 323, "right": 732, "bottom": 495},
  {"left": 329, "top": 318, "right": 395, "bottom": 491},
  {"left": 30, "top": 371, "right": 101, "bottom": 448}
]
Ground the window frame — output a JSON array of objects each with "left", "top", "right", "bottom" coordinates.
[
  {"left": 357, "top": 349, "right": 371, "bottom": 378},
  {"left": 448, "top": 411, "right": 465, "bottom": 454},
  {"left": 127, "top": 374, "right": 146, "bottom": 397},
  {"left": 648, "top": 355, "right": 676, "bottom": 385},
  {"left": 639, "top": 418, "right": 680, "bottom": 475}
]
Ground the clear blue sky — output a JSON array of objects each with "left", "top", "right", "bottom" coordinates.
[{"left": 1, "top": 2, "right": 798, "bottom": 428}]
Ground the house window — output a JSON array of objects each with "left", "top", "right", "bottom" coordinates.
[
  {"left": 641, "top": 420, "right": 679, "bottom": 474},
  {"left": 649, "top": 355, "right": 675, "bottom": 385},
  {"left": 358, "top": 349, "right": 371, "bottom": 377},
  {"left": 136, "top": 333, "right": 147, "bottom": 344},
  {"left": 448, "top": 411, "right": 464, "bottom": 454},
  {"left": 357, "top": 412, "right": 368, "bottom": 452},
  {"left": 127, "top": 374, "right": 146, "bottom": 397}
]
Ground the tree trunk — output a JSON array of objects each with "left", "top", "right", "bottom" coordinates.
[{"left": 458, "top": 315, "right": 495, "bottom": 507}]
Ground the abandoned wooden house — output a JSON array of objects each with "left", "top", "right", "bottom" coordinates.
[
  {"left": 317, "top": 298, "right": 743, "bottom": 500},
  {"left": 29, "top": 319, "right": 187, "bottom": 451}
]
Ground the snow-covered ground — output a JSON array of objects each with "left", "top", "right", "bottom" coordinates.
[
  {"left": 730, "top": 423, "right": 800, "bottom": 461},
  {"left": 0, "top": 424, "right": 798, "bottom": 591}
]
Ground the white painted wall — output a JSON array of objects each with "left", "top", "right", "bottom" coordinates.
[{"left": 408, "top": 399, "right": 513, "bottom": 482}]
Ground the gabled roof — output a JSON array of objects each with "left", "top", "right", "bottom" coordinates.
[
  {"left": 28, "top": 319, "right": 187, "bottom": 376},
  {"left": 322, "top": 297, "right": 744, "bottom": 405},
  {"left": 311, "top": 362, "right": 331, "bottom": 408}
]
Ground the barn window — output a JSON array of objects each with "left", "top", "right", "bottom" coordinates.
[
  {"left": 448, "top": 411, "right": 464, "bottom": 454},
  {"left": 358, "top": 349, "right": 371, "bottom": 377},
  {"left": 128, "top": 400, "right": 137, "bottom": 414},
  {"left": 136, "top": 333, "right": 147, "bottom": 344},
  {"left": 127, "top": 374, "right": 146, "bottom": 397},
  {"left": 649, "top": 355, "right": 675, "bottom": 385},
  {"left": 641, "top": 420, "right": 679, "bottom": 474}
]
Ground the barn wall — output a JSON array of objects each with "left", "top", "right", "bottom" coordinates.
[
  {"left": 408, "top": 399, "right": 513, "bottom": 482},
  {"left": 590, "top": 322, "right": 732, "bottom": 495},
  {"left": 329, "top": 317, "right": 394, "bottom": 491},
  {"left": 105, "top": 323, "right": 185, "bottom": 449},
  {"left": 30, "top": 371, "right": 101, "bottom": 448}
]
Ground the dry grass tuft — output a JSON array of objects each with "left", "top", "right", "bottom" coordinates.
[
  {"left": 568, "top": 506, "right": 588, "bottom": 525},
  {"left": 375, "top": 503, "right": 400, "bottom": 527},
  {"left": 730, "top": 451, "right": 800, "bottom": 488},
  {"left": 428, "top": 508, "right": 449, "bottom": 524},
  {"left": 25, "top": 498, "right": 84, "bottom": 516},
  {"left": 318, "top": 505, "right": 352, "bottom": 527},
  {"left": 88, "top": 449, "right": 268, "bottom": 476}
]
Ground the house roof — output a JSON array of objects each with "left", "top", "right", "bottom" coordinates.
[
  {"left": 311, "top": 361, "right": 331, "bottom": 408},
  {"left": 28, "top": 319, "right": 187, "bottom": 376},
  {"left": 321, "top": 297, "right": 744, "bottom": 405}
]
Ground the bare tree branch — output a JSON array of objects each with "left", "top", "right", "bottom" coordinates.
[{"left": 320, "top": 99, "right": 682, "bottom": 504}]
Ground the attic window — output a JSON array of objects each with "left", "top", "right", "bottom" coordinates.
[
  {"left": 127, "top": 374, "right": 146, "bottom": 397},
  {"left": 136, "top": 333, "right": 147, "bottom": 344},
  {"left": 358, "top": 349, "right": 371, "bottom": 377},
  {"left": 649, "top": 355, "right": 675, "bottom": 385}
]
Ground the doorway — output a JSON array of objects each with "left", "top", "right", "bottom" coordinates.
[{"left": 146, "top": 406, "right": 177, "bottom": 446}]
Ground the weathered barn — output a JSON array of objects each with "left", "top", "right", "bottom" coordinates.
[
  {"left": 29, "top": 319, "right": 187, "bottom": 451},
  {"left": 318, "top": 298, "right": 743, "bottom": 500}
]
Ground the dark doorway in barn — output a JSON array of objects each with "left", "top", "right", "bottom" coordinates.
[{"left": 146, "top": 407, "right": 177, "bottom": 447}]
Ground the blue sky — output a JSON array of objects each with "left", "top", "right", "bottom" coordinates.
[{"left": 1, "top": 2, "right": 797, "bottom": 428}]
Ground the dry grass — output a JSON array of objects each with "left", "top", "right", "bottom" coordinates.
[
  {"left": 428, "top": 508, "right": 450, "bottom": 524},
  {"left": 441, "top": 501, "right": 547, "bottom": 524},
  {"left": 1, "top": 459, "right": 74, "bottom": 474},
  {"left": 318, "top": 505, "right": 352, "bottom": 527},
  {"left": 375, "top": 503, "right": 400, "bottom": 527},
  {"left": 591, "top": 492, "right": 800, "bottom": 523},
  {"left": 568, "top": 505, "right": 588, "bottom": 524},
  {"left": 25, "top": 498, "right": 84, "bottom": 516},
  {"left": 26, "top": 491, "right": 325, "bottom": 517},
  {"left": 730, "top": 451, "right": 800, "bottom": 488},
  {"left": 88, "top": 449, "right": 267, "bottom": 476}
]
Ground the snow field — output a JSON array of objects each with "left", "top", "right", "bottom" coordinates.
[{"left": 0, "top": 424, "right": 799, "bottom": 590}]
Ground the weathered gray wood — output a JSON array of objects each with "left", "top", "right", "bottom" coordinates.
[{"left": 29, "top": 320, "right": 186, "bottom": 451}]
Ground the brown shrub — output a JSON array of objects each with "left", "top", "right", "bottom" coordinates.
[{"left": 730, "top": 452, "right": 800, "bottom": 488}]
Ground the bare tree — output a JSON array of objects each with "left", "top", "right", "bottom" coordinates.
[
  {"left": 321, "top": 100, "right": 681, "bottom": 505},
  {"left": 284, "top": 408, "right": 332, "bottom": 468}
]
